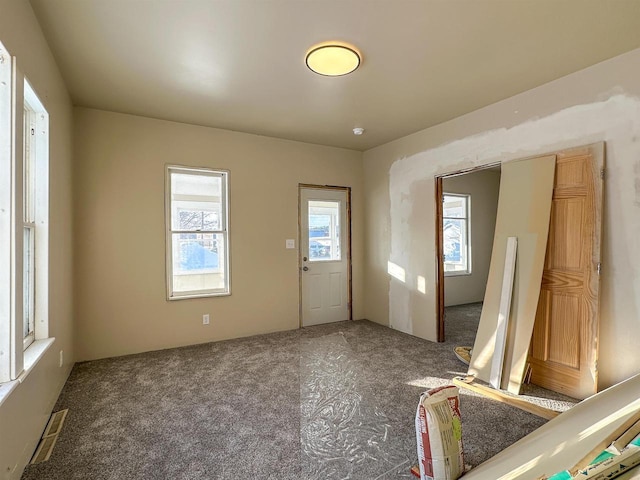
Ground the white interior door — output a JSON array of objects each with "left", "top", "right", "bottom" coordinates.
[{"left": 300, "top": 187, "right": 350, "bottom": 327}]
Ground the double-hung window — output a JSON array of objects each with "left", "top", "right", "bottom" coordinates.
[
  {"left": 443, "top": 193, "right": 471, "bottom": 275},
  {"left": 0, "top": 41, "right": 50, "bottom": 384},
  {"left": 166, "top": 166, "right": 229, "bottom": 299},
  {"left": 23, "top": 102, "right": 37, "bottom": 347},
  {"left": 22, "top": 81, "right": 49, "bottom": 350}
]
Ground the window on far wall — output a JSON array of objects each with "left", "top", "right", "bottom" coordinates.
[
  {"left": 166, "top": 166, "right": 230, "bottom": 299},
  {"left": 443, "top": 193, "right": 471, "bottom": 275}
]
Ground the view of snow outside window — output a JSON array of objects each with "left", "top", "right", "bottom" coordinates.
[
  {"left": 177, "top": 210, "right": 220, "bottom": 271},
  {"left": 169, "top": 171, "right": 227, "bottom": 294},
  {"left": 308, "top": 200, "right": 341, "bottom": 262},
  {"left": 443, "top": 194, "right": 470, "bottom": 274}
]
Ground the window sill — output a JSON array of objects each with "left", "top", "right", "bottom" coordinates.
[
  {"left": 444, "top": 271, "right": 472, "bottom": 277},
  {"left": 0, "top": 339, "right": 54, "bottom": 408},
  {"left": 19, "top": 337, "right": 55, "bottom": 382},
  {"left": 168, "top": 291, "right": 231, "bottom": 301},
  {"left": 0, "top": 380, "right": 18, "bottom": 408}
]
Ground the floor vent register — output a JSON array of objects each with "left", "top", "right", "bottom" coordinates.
[{"left": 30, "top": 409, "right": 68, "bottom": 464}]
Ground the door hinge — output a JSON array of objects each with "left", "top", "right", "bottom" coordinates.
[
  {"left": 597, "top": 262, "right": 601, "bottom": 276},
  {"left": 600, "top": 169, "right": 605, "bottom": 180}
]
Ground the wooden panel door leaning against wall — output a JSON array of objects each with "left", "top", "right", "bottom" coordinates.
[{"left": 528, "top": 143, "right": 605, "bottom": 400}]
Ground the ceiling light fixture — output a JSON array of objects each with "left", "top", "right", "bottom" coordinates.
[
  {"left": 305, "top": 42, "right": 361, "bottom": 77},
  {"left": 353, "top": 127, "right": 364, "bottom": 135}
]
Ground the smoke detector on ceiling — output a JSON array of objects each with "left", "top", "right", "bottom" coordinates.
[{"left": 353, "top": 127, "right": 365, "bottom": 135}]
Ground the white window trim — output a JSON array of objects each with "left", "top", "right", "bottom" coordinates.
[
  {"left": 0, "top": 42, "right": 50, "bottom": 385},
  {"left": 0, "top": 43, "right": 16, "bottom": 383},
  {"left": 165, "top": 165, "right": 230, "bottom": 300},
  {"left": 443, "top": 193, "right": 472, "bottom": 277},
  {"left": 23, "top": 79, "right": 49, "bottom": 345}
]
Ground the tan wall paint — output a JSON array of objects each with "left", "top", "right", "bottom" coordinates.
[
  {"left": 363, "top": 47, "right": 640, "bottom": 389},
  {"left": 442, "top": 169, "right": 500, "bottom": 307},
  {"left": 0, "top": 0, "right": 74, "bottom": 477},
  {"left": 74, "top": 108, "right": 363, "bottom": 361}
]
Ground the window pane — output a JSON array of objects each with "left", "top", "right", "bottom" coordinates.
[
  {"left": 308, "top": 200, "right": 341, "bottom": 262},
  {"left": 171, "top": 233, "right": 226, "bottom": 293},
  {"left": 444, "top": 218, "right": 468, "bottom": 272},
  {"left": 23, "top": 108, "right": 36, "bottom": 223},
  {"left": 443, "top": 195, "right": 466, "bottom": 218},
  {"left": 177, "top": 210, "right": 219, "bottom": 231},
  {"left": 23, "top": 226, "right": 34, "bottom": 338},
  {"left": 171, "top": 173, "right": 222, "bottom": 231}
]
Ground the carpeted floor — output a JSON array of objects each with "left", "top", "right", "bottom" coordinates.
[{"left": 21, "top": 303, "right": 577, "bottom": 479}]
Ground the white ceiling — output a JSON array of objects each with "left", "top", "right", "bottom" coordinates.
[{"left": 30, "top": 0, "right": 640, "bottom": 151}]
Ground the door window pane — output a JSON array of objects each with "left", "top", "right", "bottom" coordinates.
[{"left": 308, "top": 200, "right": 341, "bottom": 262}]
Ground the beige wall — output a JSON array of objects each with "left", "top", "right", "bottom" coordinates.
[
  {"left": 0, "top": 0, "right": 75, "bottom": 478},
  {"left": 2, "top": 4, "right": 639, "bottom": 476},
  {"left": 363, "top": 47, "right": 640, "bottom": 390},
  {"left": 443, "top": 169, "right": 500, "bottom": 307},
  {"left": 74, "top": 108, "right": 363, "bottom": 361}
]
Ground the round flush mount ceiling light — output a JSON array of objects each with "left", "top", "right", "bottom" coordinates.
[{"left": 305, "top": 42, "right": 361, "bottom": 76}]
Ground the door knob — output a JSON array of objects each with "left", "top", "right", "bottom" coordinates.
[{"left": 303, "top": 266, "right": 309, "bottom": 271}]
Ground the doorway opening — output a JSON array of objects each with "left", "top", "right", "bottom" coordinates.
[
  {"left": 298, "top": 184, "right": 352, "bottom": 327},
  {"left": 435, "top": 164, "right": 502, "bottom": 342}
]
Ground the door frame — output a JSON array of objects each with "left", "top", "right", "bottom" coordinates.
[
  {"left": 298, "top": 184, "right": 352, "bottom": 327},
  {"left": 435, "top": 163, "right": 501, "bottom": 342}
]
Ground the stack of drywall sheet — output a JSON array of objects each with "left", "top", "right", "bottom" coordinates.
[{"left": 467, "top": 155, "right": 555, "bottom": 394}]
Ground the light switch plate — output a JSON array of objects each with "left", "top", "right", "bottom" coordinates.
[{"left": 286, "top": 239, "right": 295, "bottom": 249}]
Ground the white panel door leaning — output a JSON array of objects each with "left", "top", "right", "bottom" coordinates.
[{"left": 300, "top": 186, "right": 350, "bottom": 327}]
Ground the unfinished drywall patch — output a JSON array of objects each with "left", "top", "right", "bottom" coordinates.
[{"left": 387, "top": 93, "right": 640, "bottom": 372}]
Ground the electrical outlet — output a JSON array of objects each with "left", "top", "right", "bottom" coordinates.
[
  {"left": 59, "top": 350, "right": 63, "bottom": 368},
  {"left": 203, "top": 314, "right": 210, "bottom": 325}
]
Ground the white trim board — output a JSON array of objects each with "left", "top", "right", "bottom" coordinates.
[{"left": 489, "top": 236, "right": 517, "bottom": 390}]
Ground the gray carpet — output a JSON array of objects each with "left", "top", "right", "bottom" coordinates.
[{"left": 22, "top": 303, "right": 576, "bottom": 479}]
